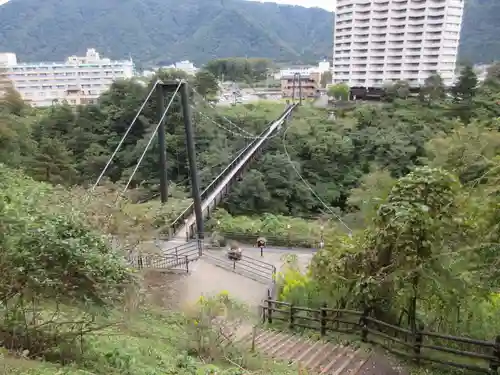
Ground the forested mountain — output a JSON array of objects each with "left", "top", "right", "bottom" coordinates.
[
  {"left": 0, "top": 0, "right": 498, "bottom": 65},
  {"left": 459, "top": 0, "right": 500, "bottom": 64},
  {"left": 0, "top": 0, "right": 332, "bottom": 65}
]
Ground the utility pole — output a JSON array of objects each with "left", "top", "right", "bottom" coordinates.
[
  {"left": 292, "top": 73, "right": 302, "bottom": 106},
  {"left": 157, "top": 84, "right": 168, "bottom": 203}
]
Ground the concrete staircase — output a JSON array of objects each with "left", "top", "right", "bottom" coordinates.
[{"left": 229, "top": 328, "right": 371, "bottom": 374}]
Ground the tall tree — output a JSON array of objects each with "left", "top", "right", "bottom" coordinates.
[
  {"left": 320, "top": 71, "right": 332, "bottom": 88},
  {"left": 384, "top": 80, "right": 410, "bottom": 101},
  {"left": 27, "top": 137, "right": 77, "bottom": 185},
  {"left": 420, "top": 73, "right": 445, "bottom": 105},
  {"left": 193, "top": 70, "right": 219, "bottom": 99},
  {"left": 451, "top": 65, "right": 478, "bottom": 124},
  {"left": 327, "top": 83, "right": 349, "bottom": 100}
]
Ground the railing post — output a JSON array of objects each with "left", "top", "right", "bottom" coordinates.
[
  {"left": 320, "top": 303, "right": 327, "bottom": 337},
  {"left": 175, "top": 247, "right": 178, "bottom": 261},
  {"left": 289, "top": 304, "right": 295, "bottom": 330},
  {"left": 490, "top": 335, "right": 500, "bottom": 374},
  {"left": 413, "top": 323, "right": 424, "bottom": 365},
  {"left": 233, "top": 260, "right": 236, "bottom": 271},
  {"left": 267, "top": 289, "right": 273, "bottom": 324},
  {"left": 185, "top": 255, "right": 189, "bottom": 273},
  {"left": 360, "top": 307, "right": 369, "bottom": 343},
  {"left": 251, "top": 325, "right": 257, "bottom": 352},
  {"left": 272, "top": 266, "right": 276, "bottom": 284}
]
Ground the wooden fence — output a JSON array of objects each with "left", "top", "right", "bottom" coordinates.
[{"left": 261, "top": 296, "right": 500, "bottom": 374}]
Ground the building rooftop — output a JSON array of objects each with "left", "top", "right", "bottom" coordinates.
[{"left": 8, "top": 48, "right": 132, "bottom": 67}]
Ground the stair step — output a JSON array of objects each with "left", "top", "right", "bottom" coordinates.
[
  {"left": 248, "top": 329, "right": 275, "bottom": 346},
  {"left": 259, "top": 332, "right": 288, "bottom": 352},
  {"left": 318, "top": 345, "right": 350, "bottom": 372},
  {"left": 348, "top": 354, "right": 371, "bottom": 375},
  {"left": 268, "top": 334, "right": 297, "bottom": 356},
  {"left": 326, "top": 348, "right": 359, "bottom": 374},
  {"left": 261, "top": 332, "right": 293, "bottom": 352},
  {"left": 228, "top": 328, "right": 375, "bottom": 375},
  {"left": 282, "top": 338, "right": 312, "bottom": 360},
  {"left": 293, "top": 339, "right": 323, "bottom": 364},
  {"left": 304, "top": 343, "right": 339, "bottom": 369}
]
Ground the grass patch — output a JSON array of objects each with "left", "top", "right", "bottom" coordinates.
[{"left": 1, "top": 306, "right": 303, "bottom": 375}]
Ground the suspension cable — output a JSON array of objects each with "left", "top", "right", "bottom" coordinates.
[
  {"left": 119, "top": 81, "right": 183, "bottom": 198},
  {"left": 191, "top": 105, "right": 286, "bottom": 140},
  {"left": 91, "top": 79, "right": 160, "bottom": 191},
  {"left": 192, "top": 90, "right": 256, "bottom": 136},
  {"left": 282, "top": 121, "right": 353, "bottom": 235}
]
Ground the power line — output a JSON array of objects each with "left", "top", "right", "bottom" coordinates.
[
  {"left": 92, "top": 80, "right": 160, "bottom": 191},
  {"left": 282, "top": 122, "right": 353, "bottom": 235}
]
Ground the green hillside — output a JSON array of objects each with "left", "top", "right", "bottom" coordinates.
[
  {"left": 0, "top": 0, "right": 332, "bottom": 65},
  {"left": 0, "top": 0, "right": 498, "bottom": 65}
]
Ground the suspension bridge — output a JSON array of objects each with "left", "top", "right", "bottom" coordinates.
[
  {"left": 90, "top": 77, "right": 308, "bottom": 277},
  {"left": 96, "top": 78, "right": 398, "bottom": 375}
]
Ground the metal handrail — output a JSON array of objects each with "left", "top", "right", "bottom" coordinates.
[
  {"left": 169, "top": 104, "right": 296, "bottom": 236},
  {"left": 169, "top": 126, "right": 265, "bottom": 232},
  {"left": 203, "top": 252, "right": 277, "bottom": 283}
]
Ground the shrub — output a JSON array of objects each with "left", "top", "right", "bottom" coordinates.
[{"left": 0, "top": 165, "right": 135, "bottom": 360}]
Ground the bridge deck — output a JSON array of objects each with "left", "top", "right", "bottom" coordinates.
[{"left": 172, "top": 104, "right": 297, "bottom": 242}]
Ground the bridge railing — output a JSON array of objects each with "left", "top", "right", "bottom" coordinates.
[
  {"left": 162, "top": 241, "right": 201, "bottom": 259},
  {"left": 128, "top": 241, "right": 200, "bottom": 272},
  {"left": 168, "top": 104, "right": 297, "bottom": 238},
  {"left": 202, "top": 251, "right": 276, "bottom": 284}
]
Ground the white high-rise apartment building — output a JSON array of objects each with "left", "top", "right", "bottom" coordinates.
[
  {"left": 2, "top": 48, "right": 134, "bottom": 107},
  {"left": 333, "top": 0, "right": 464, "bottom": 88}
]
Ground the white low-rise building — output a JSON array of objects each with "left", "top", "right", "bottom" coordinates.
[
  {"left": 161, "top": 60, "right": 198, "bottom": 75},
  {"left": 275, "top": 60, "right": 332, "bottom": 80},
  {"left": 1, "top": 48, "right": 135, "bottom": 106}
]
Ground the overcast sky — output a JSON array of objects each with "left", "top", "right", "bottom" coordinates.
[{"left": 0, "top": 0, "right": 334, "bottom": 10}]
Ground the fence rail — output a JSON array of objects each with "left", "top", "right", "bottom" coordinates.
[
  {"left": 200, "top": 231, "right": 321, "bottom": 249},
  {"left": 128, "top": 241, "right": 201, "bottom": 273},
  {"left": 128, "top": 254, "right": 192, "bottom": 273},
  {"left": 261, "top": 296, "right": 500, "bottom": 374},
  {"left": 163, "top": 241, "right": 201, "bottom": 259},
  {"left": 203, "top": 252, "right": 276, "bottom": 284}
]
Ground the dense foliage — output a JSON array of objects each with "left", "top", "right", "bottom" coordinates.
[
  {"left": 272, "top": 63, "right": 500, "bottom": 347},
  {"left": 3, "top": 64, "right": 500, "bottom": 237},
  {"left": 204, "top": 58, "right": 273, "bottom": 82},
  {"left": 0, "top": 165, "right": 135, "bottom": 359},
  {"left": 459, "top": 0, "right": 500, "bottom": 64},
  {"left": 0, "top": 0, "right": 332, "bottom": 65},
  {"left": 0, "top": 166, "right": 297, "bottom": 374}
]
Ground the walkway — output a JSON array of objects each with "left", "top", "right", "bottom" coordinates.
[{"left": 174, "top": 247, "right": 313, "bottom": 310}]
